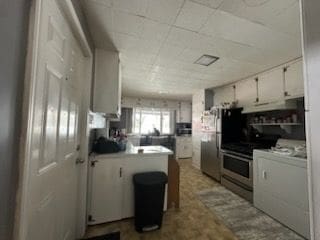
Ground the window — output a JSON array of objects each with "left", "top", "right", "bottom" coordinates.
[{"left": 133, "top": 108, "right": 174, "bottom": 134}]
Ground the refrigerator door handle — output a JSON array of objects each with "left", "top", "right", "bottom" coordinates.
[{"left": 216, "top": 134, "right": 220, "bottom": 158}]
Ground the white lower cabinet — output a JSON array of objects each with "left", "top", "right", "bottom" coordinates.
[
  {"left": 253, "top": 150, "right": 310, "bottom": 239},
  {"left": 89, "top": 155, "right": 168, "bottom": 224},
  {"left": 176, "top": 137, "right": 192, "bottom": 159},
  {"left": 89, "top": 157, "right": 123, "bottom": 224}
]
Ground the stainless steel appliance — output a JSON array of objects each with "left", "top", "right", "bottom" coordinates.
[
  {"left": 221, "top": 149, "right": 253, "bottom": 202},
  {"left": 201, "top": 108, "right": 243, "bottom": 182},
  {"left": 221, "top": 140, "right": 278, "bottom": 202}
]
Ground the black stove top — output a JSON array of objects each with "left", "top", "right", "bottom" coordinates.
[{"left": 222, "top": 142, "right": 271, "bottom": 157}]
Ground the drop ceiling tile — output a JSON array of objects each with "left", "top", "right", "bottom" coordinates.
[
  {"left": 190, "top": 0, "right": 224, "bottom": 9},
  {"left": 200, "top": 10, "right": 298, "bottom": 52},
  {"left": 219, "top": 0, "right": 297, "bottom": 26},
  {"left": 86, "top": 0, "right": 113, "bottom": 8},
  {"left": 112, "top": 0, "right": 148, "bottom": 16},
  {"left": 174, "top": 1, "right": 214, "bottom": 32},
  {"left": 157, "top": 43, "right": 185, "bottom": 60},
  {"left": 266, "top": 1, "right": 301, "bottom": 37},
  {"left": 140, "top": 18, "right": 171, "bottom": 42},
  {"left": 112, "top": 10, "right": 144, "bottom": 37},
  {"left": 166, "top": 27, "right": 218, "bottom": 53},
  {"left": 145, "top": 0, "right": 184, "bottom": 24}
]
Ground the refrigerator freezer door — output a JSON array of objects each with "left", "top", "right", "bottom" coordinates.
[{"left": 201, "top": 136, "right": 221, "bottom": 181}]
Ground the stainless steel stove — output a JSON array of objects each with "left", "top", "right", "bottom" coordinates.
[{"left": 220, "top": 140, "right": 277, "bottom": 202}]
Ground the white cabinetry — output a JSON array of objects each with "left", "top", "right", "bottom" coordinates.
[
  {"left": 213, "top": 59, "right": 304, "bottom": 108},
  {"left": 257, "top": 68, "right": 284, "bottom": 103},
  {"left": 94, "top": 49, "right": 121, "bottom": 119},
  {"left": 253, "top": 150, "right": 310, "bottom": 239},
  {"left": 213, "top": 84, "right": 235, "bottom": 106},
  {"left": 235, "top": 78, "right": 257, "bottom": 107},
  {"left": 177, "top": 101, "right": 192, "bottom": 123},
  {"left": 284, "top": 59, "right": 304, "bottom": 99},
  {"left": 89, "top": 157, "right": 123, "bottom": 223},
  {"left": 89, "top": 154, "right": 168, "bottom": 224},
  {"left": 176, "top": 137, "right": 192, "bottom": 159}
]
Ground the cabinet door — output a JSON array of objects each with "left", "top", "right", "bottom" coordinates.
[
  {"left": 213, "top": 85, "right": 235, "bottom": 106},
  {"left": 122, "top": 156, "right": 168, "bottom": 218},
  {"left": 180, "top": 102, "right": 192, "bottom": 123},
  {"left": 236, "top": 78, "right": 257, "bottom": 107},
  {"left": 284, "top": 60, "right": 304, "bottom": 98},
  {"left": 94, "top": 49, "right": 121, "bottom": 117},
  {"left": 89, "top": 158, "right": 123, "bottom": 224},
  {"left": 258, "top": 68, "right": 284, "bottom": 103},
  {"left": 181, "top": 138, "right": 193, "bottom": 158}
]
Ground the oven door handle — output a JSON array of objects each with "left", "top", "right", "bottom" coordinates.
[{"left": 222, "top": 152, "right": 251, "bottom": 163}]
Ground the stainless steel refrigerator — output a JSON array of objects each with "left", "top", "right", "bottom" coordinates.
[
  {"left": 201, "top": 108, "right": 221, "bottom": 181},
  {"left": 200, "top": 108, "right": 242, "bottom": 182}
]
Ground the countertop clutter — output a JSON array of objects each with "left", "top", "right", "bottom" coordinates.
[{"left": 94, "top": 144, "right": 173, "bottom": 158}]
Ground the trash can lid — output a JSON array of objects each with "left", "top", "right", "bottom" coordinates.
[{"left": 133, "top": 171, "right": 168, "bottom": 185}]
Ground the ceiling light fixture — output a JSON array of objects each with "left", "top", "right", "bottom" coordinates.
[{"left": 194, "top": 54, "right": 219, "bottom": 66}]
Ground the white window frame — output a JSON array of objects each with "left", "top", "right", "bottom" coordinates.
[{"left": 132, "top": 107, "right": 174, "bottom": 135}]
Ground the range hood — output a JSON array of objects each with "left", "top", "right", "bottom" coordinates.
[{"left": 242, "top": 99, "right": 297, "bottom": 113}]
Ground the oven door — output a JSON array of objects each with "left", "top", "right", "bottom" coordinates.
[{"left": 221, "top": 152, "right": 253, "bottom": 187}]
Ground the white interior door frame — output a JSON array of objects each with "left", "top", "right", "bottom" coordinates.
[
  {"left": 14, "top": 0, "right": 93, "bottom": 239},
  {"left": 299, "top": 0, "right": 315, "bottom": 240}
]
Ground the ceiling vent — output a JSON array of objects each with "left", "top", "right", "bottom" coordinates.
[{"left": 194, "top": 54, "right": 219, "bottom": 66}]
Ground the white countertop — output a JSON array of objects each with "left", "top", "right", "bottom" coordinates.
[
  {"left": 253, "top": 149, "right": 307, "bottom": 168},
  {"left": 94, "top": 144, "right": 173, "bottom": 158}
]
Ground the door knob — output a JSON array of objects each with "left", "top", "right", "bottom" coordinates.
[{"left": 76, "top": 157, "right": 85, "bottom": 164}]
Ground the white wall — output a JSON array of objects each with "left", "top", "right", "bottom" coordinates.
[
  {"left": 0, "top": 1, "right": 30, "bottom": 239},
  {"left": 192, "top": 90, "right": 205, "bottom": 169},
  {"left": 301, "top": 1, "right": 320, "bottom": 239}
]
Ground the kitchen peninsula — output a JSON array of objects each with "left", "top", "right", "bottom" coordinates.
[{"left": 88, "top": 145, "right": 177, "bottom": 225}]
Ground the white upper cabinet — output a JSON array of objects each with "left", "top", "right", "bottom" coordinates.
[
  {"left": 257, "top": 67, "right": 284, "bottom": 104},
  {"left": 93, "top": 49, "right": 121, "bottom": 119},
  {"left": 284, "top": 59, "right": 304, "bottom": 99},
  {"left": 177, "top": 101, "right": 192, "bottom": 123},
  {"left": 214, "top": 84, "right": 235, "bottom": 106},
  {"left": 235, "top": 77, "right": 258, "bottom": 107}
]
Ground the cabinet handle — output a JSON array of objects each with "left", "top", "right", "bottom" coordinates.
[
  {"left": 262, "top": 170, "right": 267, "bottom": 179},
  {"left": 119, "top": 167, "right": 122, "bottom": 178}
]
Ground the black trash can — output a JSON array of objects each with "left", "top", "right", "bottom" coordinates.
[{"left": 133, "top": 171, "right": 168, "bottom": 233}]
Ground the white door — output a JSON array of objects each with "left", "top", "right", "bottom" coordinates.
[
  {"left": 284, "top": 60, "right": 304, "bottom": 98},
  {"left": 17, "top": 0, "right": 86, "bottom": 239},
  {"left": 89, "top": 157, "right": 123, "bottom": 224}
]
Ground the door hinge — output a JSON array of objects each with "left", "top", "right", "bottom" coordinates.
[
  {"left": 91, "top": 160, "right": 98, "bottom": 167},
  {"left": 119, "top": 167, "right": 122, "bottom": 178},
  {"left": 283, "top": 67, "right": 287, "bottom": 72},
  {"left": 88, "top": 215, "right": 95, "bottom": 223}
]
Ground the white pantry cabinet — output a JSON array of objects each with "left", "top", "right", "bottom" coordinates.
[
  {"left": 235, "top": 77, "right": 258, "bottom": 107},
  {"left": 93, "top": 49, "right": 121, "bottom": 119},
  {"left": 177, "top": 101, "right": 192, "bottom": 123},
  {"left": 284, "top": 59, "right": 304, "bottom": 99},
  {"left": 175, "top": 136, "right": 192, "bottom": 159},
  {"left": 257, "top": 68, "right": 284, "bottom": 103}
]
